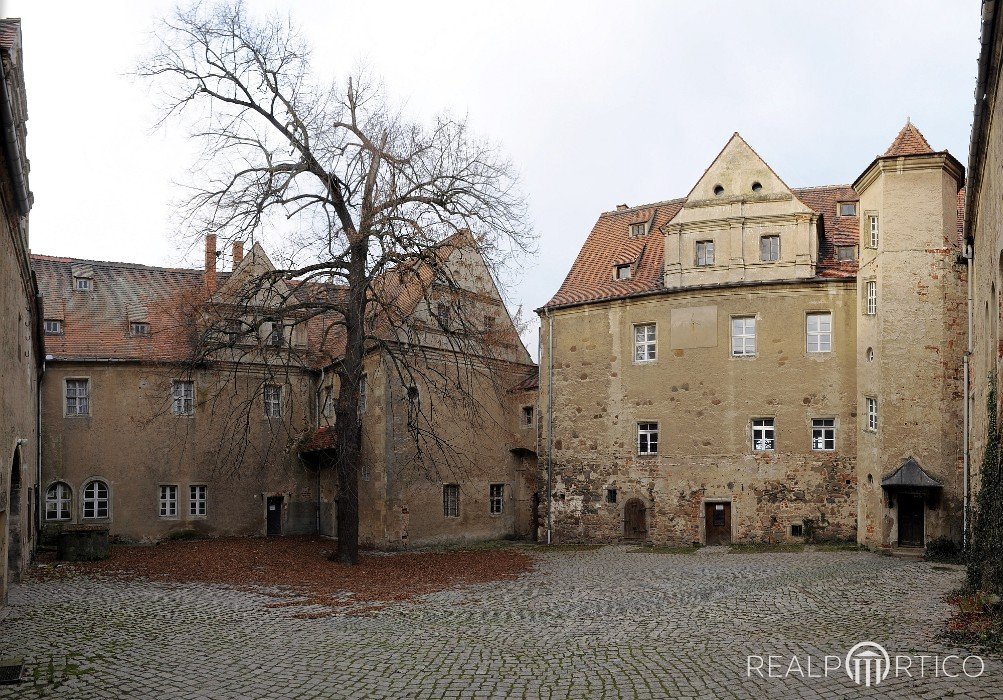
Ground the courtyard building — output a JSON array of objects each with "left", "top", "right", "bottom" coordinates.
[{"left": 538, "top": 126, "right": 966, "bottom": 549}]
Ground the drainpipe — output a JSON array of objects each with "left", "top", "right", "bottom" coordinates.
[
  {"left": 546, "top": 309, "right": 554, "bottom": 545},
  {"left": 315, "top": 367, "right": 325, "bottom": 536},
  {"left": 964, "top": 243, "right": 974, "bottom": 548}
]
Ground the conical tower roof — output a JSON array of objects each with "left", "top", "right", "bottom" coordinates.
[{"left": 884, "top": 121, "right": 934, "bottom": 157}]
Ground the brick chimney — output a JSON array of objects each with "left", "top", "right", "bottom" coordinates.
[
  {"left": 232, "top": 240, "right": 244, "bottom": 268},
  {"left": 205, "top": 234, "right": 217, "bottom": 294}
]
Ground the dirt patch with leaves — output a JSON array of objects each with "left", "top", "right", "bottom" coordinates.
[{"left": 32, "top": 536, "right": 535, "bottom": 617}]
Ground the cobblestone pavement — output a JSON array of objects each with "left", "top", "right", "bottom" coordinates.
[{"left": 0, "top": 546, "right": 999, "bottom": 699}]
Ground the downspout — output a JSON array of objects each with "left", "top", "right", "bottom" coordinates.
[
  {"left": 964, "top": 243, "right": 974, "bottom": 548},
  {"left": 315, "top": 367, "right": 325, "bottom": 535},
  {"left": 546, "top": 309, "right": 554, "bottom": 545}
]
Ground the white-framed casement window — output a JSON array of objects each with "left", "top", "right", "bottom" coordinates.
[
  {"left": 806, "top": 312, "right": 832, "bottom": 353},
  {"left": 43, "top": 319, "right": 62, "bottom": 335},
  {"left": 489, "top": 483, "right": 504, "bottom": 515},
  {"left": 633, "top": 323, "right": 656, "bottom": 363},
  {"left": 359, "top": 374, "right": 368, "bottom": 413},
  {"left": 869, "top": 215, "right": 879, "bottom": 248},
  {"left": 172, "top": 380, "right": 195, "bottom": 415},
  {"left": 45, "top": 482, "right": 72, "bottom": 521},
  {"left": 82, "top": 480, "right": 109, "bottom": 519},
  {"left": 159, "top": 485, "right": 178, "bottom": 518},
  {"left": 190, "top": 485, "right": 207, "bottom": 517},
  {"left": 865, "top": 397, "right": 878, "bottom": 432},
  {"left": 74, "top": 277, "right": 92, "bottom": 291},
  {"left": 865, "top": 281, "right": 877, "bottom": 315},
  {"left": 752, "top": 418, "right": 775, "bottom": 452},
  {"left": 629, "top": 222, "right": 646, "bottom": 238},
  {"left": 731, "top": 316, "right": 756, "bottom": 357},
  {"left": 760, "top": 235, "right": 780, "bottom": 262},
  {"left": 263, "top": 384, "right": 282, "bottom": 418},
  {"left": 130, "top": 322, "right": 151, "bottom": 336},
  {"left": 696, "top": 240, "right": 715, "bottom": 266},
  {"left": 443, "top": 484, "right": 460, "bottom": 518},
  {"left": 812, "top": 418, "right": 836, "bottom": 451},
  {"left": 614, "top": 264, "right": 632, "bottom": 280},
  {"left": 637, "top": 422, "right": 659, "bottom": 455},
  {"left": 65, "top": 378, "right": 90, "bottom": 416}
]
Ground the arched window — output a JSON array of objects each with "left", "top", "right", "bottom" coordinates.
[
  {"left": 45, "top": 482, "right": 72, "bottom": 521},
  {"left": 82, "top": 480, "right": 109, "bottom": 519}
]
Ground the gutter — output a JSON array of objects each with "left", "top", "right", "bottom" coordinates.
[
  {"left": 0, "top": 54, "right": 30, "bottom": 216},
  {"left": 966, "top": 0, "right": 999, "bottom": 244}
]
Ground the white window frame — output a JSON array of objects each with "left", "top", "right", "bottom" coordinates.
[
  {"left": 159, "top": 485, "right": 178, "bottom": 518},
  {"left": 806, "top": 312, "right": 832, "bottom": 354},
  {"left": 189, "top": 485, "right": 207, "bottom": 517},
  {"left": 839, "top": 202, "right": 857, "bottom": 217},
  {"left": 263, "top": 384, "right": 282, "bottom": 418},
  {"left": 65, "top": 378, "right": 90, "bottom": 416},
  {"left": 812, "top": 418, "right": 836, "bottom": 451},
  {"left": 752, "top": 418, "right": 775, "bottom": 452},
  {"left": 74, "top": 277, "right": 92, "bottom": 291},
  {"left": 443, "top": 484, "right": 459, "bottom": 518},
  {"left": 43, "top": 319, "right": 62, "bottom": 335},
  {"left": 637, "top": 422, "right": 659, "bottom": 455},
  {"left": 865, "top": 281, "right": 877, "bottom": 315},
  {"left": 489, "top": 483, "right": 504, "bottom": 515},
  {"left": 172, "top": 380, "right": 195, "bottom": 416},
  {"left": 633, "top": 323, "right": 657, "bottom": 363},
  {"left": 629, "top": 222, "right": 646, "bottom": 238},
  {"left": 866, "top": 397, "right": 878, "bottom": 432},
  {"left": 731, "top": 316, "right": 757, "bottom": 357},
  {"left": 696, "top": 240, "right": 715, "bottom": 266},
  {"left": 82, "top": 479, "right": 109, "bottom": 520},
  {"left": 760, "top": 235, "right": 780, "bottom": 262},
  {"left": 45, "top": 482, "right": 72, "bottom": 521},
  {"left": 869, "top": 215, "right": 879, "bottom": 248}
]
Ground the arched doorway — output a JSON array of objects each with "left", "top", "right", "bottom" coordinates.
[
  {"left": 7, "top": 448, "right": 22, "bottom": 586},
  {"left": 624, "top": 498, "right": 647, "bottom": 541}
]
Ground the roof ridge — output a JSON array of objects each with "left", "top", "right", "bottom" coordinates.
[
  {"left": 31, "top": 254, "right": 204, "bottom": 274},
  {"left": 791, "top": 183, "right": 855, "bottom": 192},
  {"left": 601, "top": 198, "right": 687, "bottom": 216}
]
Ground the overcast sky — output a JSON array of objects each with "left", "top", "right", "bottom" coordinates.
[{"left": 7, "top": 0, "right": 982, "bottom": 357}]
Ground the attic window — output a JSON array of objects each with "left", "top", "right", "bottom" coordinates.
[
  {"left": 751, "top": 181, "right": 763, "bottom": 193},
  {"left": 629, "top": 223, "right": 646, "bottom": 238},
  {"left": 614, "top": 264, "right": 632, "bottom": 280},
  {"left": 44, "top": 319, "right": 62, "bottom": 335},
  {"left": 836, "top": 246, "right": 856, "bottom": 262},
  {"left": 838, "top": 202, "right": 857, "bottom": 216},
  {"left": 74, "top": 277, "right": 92, "bottom": 291},
  {"left": 713, "top": 185, "right": 725, "bottom": 196},
  {"left": 130, "top": 322, "right": 151, "bottom": 337}
]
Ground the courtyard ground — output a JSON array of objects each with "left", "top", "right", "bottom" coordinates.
[{"left": 0, "top": 540, "right": 1000, "bottom": 699}]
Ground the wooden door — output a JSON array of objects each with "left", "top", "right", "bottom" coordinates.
[
  {"left": 266, "top": 496, "right": 283, "bottom": 536},
  {"left": 624, "top": 499, "right": 647, "bottom": 541},
  {"left": 705, "top": 502, "right": 732, "bottom": 545},
  {"left": 898, "top": 494, "right": 925, "bottom": 547}
]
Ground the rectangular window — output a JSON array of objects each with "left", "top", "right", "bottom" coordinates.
[
  {"left": 731, "top": 317, "right": 757, "bottom": 357},
  {"left": 839, "top": 202, "right": 857, "bottom": 216},
  {"left": 489, "top": 484, "right": 504, "bottom": 515},
  {"left": 696, "top": 240, "right": 715, "bottom": 266},
  {"left": 267, "top": 320, "right": 283, "bottom": 346},
  {"left": 46, "top": 483, "right": 71, "bottom": 521},
  {"left": 172, "top": 380, "right": 194, "bottom": 415},
  {"left": 615, "top": 264, "right": 632, "bottom": 280},
  {"left": 43, "top": 319, "right": 62, "bottom": 335},
  {"left": 866, "top": 397, "right": 878, "bottom": 431},
  {"left": 637, "top": 422, "right": 659, "bottom": 455},
  {"left": 629, "top": 223, "right": 646, "bottom": 238},
  {"left": 869, "top": 215, "right": 879, "bottom": 248},
  {"left": 606, "top": 488, "right": 617, "bottom": 504},
  {"left": 436, "top": 302, "right": 451, "bottom": 328},
  {"left": 65, "top": 378, "right": 90, "bottom": 416},
  {"left": 189, "top": 485, "right": 207, "bottom": 516},
  {"left": 806, "top": 312, "right": 832, "bottom": 353},
  {"left": 752, "top": 418, "right": 775, "bottom": 452},
  {"left": 263, "top": 385, "right": 282, "bottom": 418},
  {"left": 836, "top": 246, "right": 855, "bottom": 262},
  {"left": 159, "top": 485, "right": 178, "bottom": 518},
  {"left": 866, "top": 281, "right": 877, "bottom": 315},
  {"left": 522, "top": 405, "right": 534, "bottom": 427},
  {"left": 130, "top": 322, "right": 150, "bottom": 336},
  {"left": 812, "top": 418, "right": 836, "bottom": 451},
  {"left": 443, "top": 484, "right": 459, "bottom": 517},
  {"left": 633, "top": 323, "right": 656, "bottom": 362},
  {"left": 760, "top": 235, "right": 780, "bottom": 262},
  {"left": 74, "top": 277, "right": 92, "bottom": 291}
]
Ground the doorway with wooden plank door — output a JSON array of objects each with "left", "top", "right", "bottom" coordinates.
[
  {"left": 704, "top": 501, "right": 731, "bottom": 545},
  {"left": 266, "top": 496, "right": 283, "bottom": 536},
  {"left": 623, "top": 498, "right": 647, "bottom": 541},
  {"left": 897, "top": 493, "right": 925, "bottom": 547}
]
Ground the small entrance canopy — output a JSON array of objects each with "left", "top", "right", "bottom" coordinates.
[
  {"left": 880, "top": 457, "right": 943, "bottom": 490},
  {"left": 299, "top": 426, "right": 337, "bottom": 455}
]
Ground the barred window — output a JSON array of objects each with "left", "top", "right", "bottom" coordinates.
[
  {"left": 443, "top": 484, "right": 459, "bottom": 518},
  {"left": 172, "top": 380, "right": 194, "bottom": 415},
  {"left": 489, "top": 484, "right": 504, "bottom": 515}
]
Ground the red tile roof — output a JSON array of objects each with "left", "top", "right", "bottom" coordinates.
[
  {"left": 300, "top": 426, "right": 337, "bottom": 453},
  {"left": 509, "top": 370, "right": 539, "bottom": 393},
  {"left": 884, "top": 122, "right": 934, "bottom": 157}
]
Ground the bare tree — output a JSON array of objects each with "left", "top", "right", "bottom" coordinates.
[{"left": 139, "top": 1, "right": 533, "bottom": 563}]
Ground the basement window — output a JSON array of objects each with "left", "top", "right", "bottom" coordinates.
[
  {"left": 614, "top": 264, "right": 632, "bottom": 280},
  {"left": 791, "top": 523, "right": 804, "bottom": 538}
]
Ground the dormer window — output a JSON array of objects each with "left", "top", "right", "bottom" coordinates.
[
  {"left": 614, "top": 264, "right": 632, "bottom": 280},
  {"left": 836, "top": 246, "right": 856, "bottom": 262},
  {"left": 74, "top": 277, "right": 92, "bottom": 291},
  {"left": 838, "top": 202, "right": 857, "bottom": 217},
  {"left": 44, "top": 319, "right": 62, "bottom": 335},
  {"left": 130, "top": 322, "right": 151, "bottom": 336},
  {"left": 629, "top": 223, "right": 646, "bottom": 238}
]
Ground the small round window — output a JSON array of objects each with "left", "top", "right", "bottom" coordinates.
[
  {"left": 866, "top": 347, "right": 874, "bottom": 362},
  {"left": 751, "top": 181, "right": 763, "bottom": 192},
  {"left": 713, "top": 184, "right": 724, "bottom": 196}
]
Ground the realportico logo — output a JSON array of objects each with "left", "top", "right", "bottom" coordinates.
[{"left": 748, "top": 641, "right": 985, "bottom": 687}]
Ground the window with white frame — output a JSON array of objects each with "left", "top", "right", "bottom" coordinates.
[
  {"left": 443, "top": 484, "right": 459, "bottom": 517},
  {"left": 869, "top": 215, "right": 879, "bottom": 248},
  {"left": 65, "top": 378, "right": 90, "bottom": 416},
  {"left": 637, "top": 422, "right": 659, "bottom": 455},
  {"left": 839, "top": 202, "right": 857, "bottom": 217},
  {"left": 752, "top": 418, "right": 775, "bottom": 451},
  {"left": 74, "top": 277, "right": 92, "bottom": 291},
  {"left": 806, "top": 312, "right": 832, "bottom": 353},
  {"left": 45, "top": 482, "right": 71, "bottom": 521},
  {"left": 266, "top": 319, "right": 283, "bottom": 346},
  {"left": 82, "top": 480, "right": 109, "bottom": 519},
  {"left": 615, "top": 264, "right": 632, "bottom": 280},
  {"left": 159, "top": 485, "right": 178, "bottom": 517},
  {"left": 812, "top": 418, "right": 836, "bottom": 451},
  {"left": 866, "top": 281, "right": 877, "bottom": 315},
  {"left": 866, "top": 397, "right": 878, "bottom": 431},
  {"left": 172, "top": 380, "right": 194, "bottom": 415},
  {"left": 263, "top": 384, "right": 282, "bottom": 417},
  {"left": 696, "top": 240, "right": 715, "bottom": 266},
  {"left": 190, "top": 485, "right": 207, "bottom": 516},
  {"left": 731, "top": 317, "right": 756, "bottom": 357},
  {"left": 130, "top": 322, "right": 151, "bottom": 336},
  {"left": 43, "top": 319, "right": 62, "bottom": 335},
  {"left": 629, "top": 222, "right": 646, "bottom": 238},
  {"left": 760, "top": 235, "right": 780, "bottom": 262},
  {"left": 633, "top": 323, "right": 656, "bottom": 362},
  {"left": 489, "top": 483, "right": 504, "bottom": 515}
]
